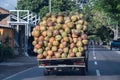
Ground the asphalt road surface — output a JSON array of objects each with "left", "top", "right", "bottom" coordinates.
[{"left": 3, "top": 45, "right": 120, "bottom": 80}]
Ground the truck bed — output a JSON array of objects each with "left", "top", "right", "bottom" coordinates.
[
  {"left": 38, "top": 51, "right": 89, "bottom": 75},
  {"left": 38, "top": 57, "right": 84, "bottom": 61},
  {"left": 38, "top": 57, "right": 85, "bottom": 66}
]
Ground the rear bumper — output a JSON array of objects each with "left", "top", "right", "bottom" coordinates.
[{"left": 39, "top": 64, "right": 85, "bottom": 68}]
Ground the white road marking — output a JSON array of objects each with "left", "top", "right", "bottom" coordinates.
[
  {"left": 3, "top": 67, "right": 36, "bottom": 80},
  {"left": 94, "top": 61, "right": 98, "bottom": 65},
  {"left": 93, "top": 53, "right": 96, "bottom": 57},
  {"left": 93, "top": 45, "right": 96, "bottom": 57},
  {"left": 92, "top": 45, "right": 101, "bottom": 76},
  {"left": 93, "top": 56, "right": 96, "bottom": 60},
  {"left": 115, "top": 51, "right": 120, "bottom": 54},
  {"left": 96, "top": 69, "right": 101, "bottom": 76},
  {"left": 92, "top": 44, "right": 96, "bottom": 59}
]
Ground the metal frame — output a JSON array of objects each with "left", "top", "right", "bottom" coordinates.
[{"left": 8, "top": 10, "right": 40, "bottom": 56}]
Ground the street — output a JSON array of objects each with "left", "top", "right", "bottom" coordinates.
[
  {"left": 3, "top": 45, "right": 120, "bottom": 80},
  {"left": 0, "top": 0, "right": 120, "bottom": 80}
]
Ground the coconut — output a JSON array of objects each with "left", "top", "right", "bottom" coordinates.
[
  {"left": 61, "top": 53, "right": 67, "bottom": 58},
  {"left": 40, "top": 26, "right": 46, "bottom": 31},
  {"left": 76, "top": 24, "right": 83, "bottom": 31},
  {"left": 32, "top": 41, "right": 37, "bottom": 46},
  {"left": 81, "top": 34, "right": 88, "bottom": 40},
  {"left": 35, "top": 44, "right": 41, "bottom": 49},
  {"left": 37, "top": 54, "right": 43, "bottom": 59},
  {"left": 61, "top": 32, "right": 67, "bottom": 37},
  {"left": 71, "top": 15, "right": 77, "bottom": 22},
  {"left": 63, "top": 47, "right": 69, "bottom": 53},
  {"left": 55, "top": 35, "right": 62, "bottom": 41},
  {"left": 53, "top": 30, "right": 59, "bottom": 36},
  {"left": 67, "top": 22, "right": 74, "bottom": 28},
  {"left": 53, "top": 41, "right": 59, "bottom": 46},
  {"left": 57, "top": 16, "right": 64, "bottom": 24},
  {"left": 70, "top": 43, "right": 75, "bottom": 49},
  {"left": 55, "top": 52, "right": 61, "bottom": 58},
  {"left": 58, "top": 48, "right": 63, "bottom": 54},
  {"left": 65, "top": 27, "right": 70, "bottom": 33},
  {"left": 47, "top": 30, "right": 52, "bottom": 37},
  {"left": 46, "top": 55, "right": 52, "bottom": 59},
  {"left": 37, "top": 49, "right": 43, "bottom": 54},
  {"left": 78, "top": 47, "right": 84, "bottom": 52},
  {"left": 47, "top": 50, "right": 53, "bottom": 56},
  {"left": 44, "top": 36, "right": 49, "bottom": 41},
  {"left": 76, "top": 52, "right": 82, "bottom": 57},
  {"left": 72, "top": 47, "right": 78, "bottom": 53},
  {"left": 55, "top": 24, "right": 62, "bottom": 30},
  {"left": 52, "top": 46, "right": 58, "bottom": 52},
  {"left": 82, "top": 39, "right": 88, "bottom": 45},
  {"left": 76, "top": 41, "right": 83, "bottom": 47},
  {"left": 32, "top": 30, "right": 40, "bottom": 37}
]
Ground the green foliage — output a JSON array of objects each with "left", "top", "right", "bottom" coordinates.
[
  {"left": 0, "top": 36, "right": 14, "bottom": 62},
  {"left": 0, "top": 44, "right": 14, "bottom": 61},
  {"left": 17, "top": 0, "right": 78, "bottom": 17},
  {"left": 92, "top": 0, "right": 120, "bottom": 23},
  {"left": 97, "top": 26, "right": 114, "bottom": 41},
  {"left": 82, "top": 0, "right": 115, "bottom": 42},
  {"left": 88, "top": 35, "right": 100, "bottom": 41},
  {"left": 3, "top": 36, "right": 11, "bottom": 46}
]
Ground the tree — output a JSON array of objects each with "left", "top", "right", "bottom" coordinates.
[
  {"left": 92, "top": 0, "right": 120, "bottom": 40},
  {"left": 81, "top": 0, "right": 114, "bottom": 42},
  {"left": 94, "top": 0, "right": 120, "bottom": 23},
  {"left": 16, "top": 0, "right": 78, "bottom": 17}
]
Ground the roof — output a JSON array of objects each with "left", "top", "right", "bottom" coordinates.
[
  {"left": 0, "top": 14, "right": 9, "bottom": 20},
  {"left": 0, "top": 7, "right": 9, "bottom": 13},
  {"left": 0, "top": 7, "right": 10, "bottom": 20},
  {"left": 0, "top": 25, "right": 14, "bottom": 30}
]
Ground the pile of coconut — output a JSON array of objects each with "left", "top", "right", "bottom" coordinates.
[{"left": 31, "top": 12, "right": 88, "bottom": 59}]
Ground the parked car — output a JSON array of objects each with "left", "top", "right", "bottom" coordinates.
[{"left": 110, "top": 39, "right": 120, "bottom": 50}]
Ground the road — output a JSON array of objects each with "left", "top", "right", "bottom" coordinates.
[{"left": 3, "top": 45, "right": 120, "bottom": 80}]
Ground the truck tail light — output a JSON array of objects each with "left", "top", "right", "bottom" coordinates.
[
  {"left": 74, "top": 62, "right": 83, "bottom": 65},
  {"left": 40, "top": 63, "right": 48, "bottom": 66}
]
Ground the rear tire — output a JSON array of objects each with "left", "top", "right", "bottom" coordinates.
[
  {"left": 0, "top": 53, "right": 3, "bottom": 62},
  {"left": 44, "top": 69, "right": 49, "bottom": 76},
  {"left": 81, "top": 68, "right": 86, "bottom": 75}
]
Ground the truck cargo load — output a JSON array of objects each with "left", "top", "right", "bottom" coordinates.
[{"left": 31, "top": 12, "right": 89, "bottom": 75}]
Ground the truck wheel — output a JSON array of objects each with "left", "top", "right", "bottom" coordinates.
[
  {"left": 0, "top": 53, "right": 3, "bottom": 62},
  {"left": 81, "top": 68, "right": 86, "bottom": 75},
  {"left": 86, "top": 56, "right": 88, "bottom": 72},
  {"left": 44, "top": 69, "right": 49, "bottom": 76},
  {"left": 86, "top": 63, "right": 88, "bottom": 72}
]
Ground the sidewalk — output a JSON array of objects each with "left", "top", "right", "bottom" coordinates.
[{"left": 0, "top": 55, "right": 38, "bottom": 80}]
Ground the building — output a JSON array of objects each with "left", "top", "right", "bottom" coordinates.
[
  {"left": 0, "top": 7, "right": 9, "bottom": 26},
  {"left": 0, "top": 7, "right": 40, "bottom": 56}
]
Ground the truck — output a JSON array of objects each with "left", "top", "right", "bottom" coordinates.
[
  {"left": 38, "top": 50, "right": 89, "bottom": 75},
  {"left": 32, "top": 12, "right": 89, "bottom": 75}
]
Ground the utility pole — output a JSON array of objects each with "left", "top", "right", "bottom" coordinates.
[{"left": 49, "top": 0, "right": 51, "bottom": 13}]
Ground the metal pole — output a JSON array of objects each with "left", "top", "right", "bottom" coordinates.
[
  {"left": 17, "top": 11, "right": 19, "bottom": 22},
  {"left": 24, "top": 11, "right": 30, "bottom": 57},
  {"left": 49, "top": 0, "right": 51, "bottom": 13},
  {"left": 24, "top": 24, "right": 29, "bottom": 57}
]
